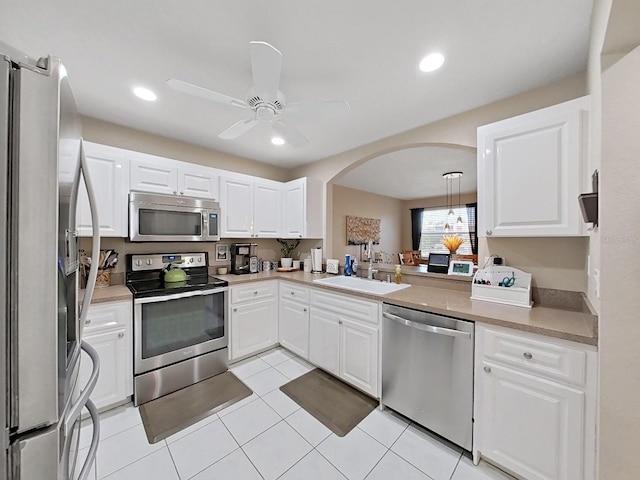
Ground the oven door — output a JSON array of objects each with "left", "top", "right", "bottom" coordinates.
[
  {"left": 129, "top": 202, "right": 206, "bottom": 242},
  {"left": 134, "top": 288, "right": 228, "bottom": 374}
]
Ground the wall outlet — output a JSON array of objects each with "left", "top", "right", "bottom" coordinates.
[{"left": 483, "top": 256, "right": 505, "bottom": 267}]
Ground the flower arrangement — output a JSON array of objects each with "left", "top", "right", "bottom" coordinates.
[
  {"left": 442, "top": 234, "right": 464, "bottom": 254},
  {"left": 276, "top": 238, "right": 301, "bottom": 258}
]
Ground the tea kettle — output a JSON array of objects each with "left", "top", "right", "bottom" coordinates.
[{"left": 164, "top": 261, "right": 187, "bottom": 283}]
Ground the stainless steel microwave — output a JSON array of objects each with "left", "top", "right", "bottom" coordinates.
[{"left": 129, "top": 191, "right": 221, "bottom": 242}]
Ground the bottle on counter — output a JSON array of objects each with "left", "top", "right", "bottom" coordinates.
[
  {"left": 352, "top": 258, "right": 358, "bottom": 275},
  {"left": 395, "top": 264, "right": 402, "bottom": 284},
  {"left": 344, "top": 254, "right": 352, "bottom": 276}
]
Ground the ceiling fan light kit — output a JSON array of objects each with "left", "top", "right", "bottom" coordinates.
[{"left": 167, "top": 41, "right": 350, "bottom": 148}]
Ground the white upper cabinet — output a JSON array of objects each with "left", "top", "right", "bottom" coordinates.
[
  {"left": 220, "top": 174, "right": 281, "bottom": 238},
  {"left": 282, "top": 177, "right": 323, "bottom": 239},
  {"left": 178, "top": 164, "right": 220, "bottom": 200},
  {"left": 129, "top": 152, "right": 178, "bottom": 195},
  {"left": 477, "top": 96, "right": 590, "bottom": 237},
  {"left": 130, "top": 152, "right": 219, "bottom": 199},
  {"left": 77, "top": 142, "right": 129, "bottom": 237}
]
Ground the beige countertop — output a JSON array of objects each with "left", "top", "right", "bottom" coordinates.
[
  {"left": 83, "top": 271, "right": 597, "bottom": 346},
  {"left": 84, "top": 284, "right": 132, "bottom": 304},
  {"left": 217, "top": 271, "right": 598, "bottom": 346}
]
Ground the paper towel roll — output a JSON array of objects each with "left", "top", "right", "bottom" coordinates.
[{"left": 311, "top": 248, "right": 323, "bottom": 273}]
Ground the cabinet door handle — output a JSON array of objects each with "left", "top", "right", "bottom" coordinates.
[
  {"left": 486, "top": 229, "right": 493, "bottom": 235},
  {"left": 290, "top": 291, "right": 295, "bottom": 295},
  {"left": 303, "top": 308, "right": 307, "bottom": 312},
  {"left": 523, "top": 352, "right": 533, "bottom": 360},
  {"left": 85, "top": 319, "right": 91, "bottom": 325},
  {"left": 173, "top": 191, "right": 177, "bottom": 194},
  {"left": 118, "top": 332, "right": 124, "bottom": 338},
  {"left": 254, "top": 291, "right": 258, "bottom": 295},
  {"left": 338, "top": 320, "right": 343, "bottom": 325},
  {"left": 233, "top": 307, "right": 238, "bottom": 312},
  {"left": 483, "top": 366, "right": 491, "bottom": 373}
]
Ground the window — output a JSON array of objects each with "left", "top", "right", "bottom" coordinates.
[{"left": 420, "top": 206, "right": 474, "bottom": 257}]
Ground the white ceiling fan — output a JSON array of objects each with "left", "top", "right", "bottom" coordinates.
[{"left": 167, "top": 41, "right": 350, "bottom": 147}]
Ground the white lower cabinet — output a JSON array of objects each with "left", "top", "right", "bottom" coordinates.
[
  {"left": 474, "top": 323, "right": 597, "bottom": 480},
  {"left": 79, "top": 300, "right": 133, "bottom": 411},
  {"left": 309, "top": 288, "right": 380, "bottom": 397},
  {"left": 229, "top": 281, "right": 278, "bottom": 360},
  {"left": 308, "top": 307, "right": 340, "bottom": 376},
  {"left": 339, "top": 319, "right": 378, "bottom": 395},
  {"left": 278, "top": 282, "right": 310, "bottom": 359}
]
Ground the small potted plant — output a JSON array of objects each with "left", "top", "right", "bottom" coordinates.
[{"left": 276, "top": 238, "right": 301, "bottom": 268}]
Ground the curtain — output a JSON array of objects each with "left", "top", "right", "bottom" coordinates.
[
  {"left": 466, "top": 202, "right": 478, "bottom": 254},
  {"left": 410, "top": 208, "right": 424, "bottom": 251}
]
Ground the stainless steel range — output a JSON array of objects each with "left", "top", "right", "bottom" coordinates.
[{"left": 126, "top": 252, "right": 229, "bottom": 405}]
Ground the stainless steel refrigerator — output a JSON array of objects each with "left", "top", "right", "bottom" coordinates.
[{"left": 1, "top": 43, "right": 102, "bottom": 480}]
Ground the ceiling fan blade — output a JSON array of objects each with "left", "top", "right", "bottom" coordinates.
[
  {"left": 167, "top": 79, "right": 247, "bottom": 109},
  {"left": 272, "top": 120, "right": 309, "bottom": 148},
  {"left": 218, "top": 118, "right": 259, "bottom": 140},
  {"left": 285, "top": 101, "right": 351, "bottom": 118},
  {"left": 249, "top": 41, "right": 282, "bottom": 102}
]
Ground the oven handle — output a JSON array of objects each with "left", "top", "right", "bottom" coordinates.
[{"left": 134, "top": 287, "right": 228, "bottom": 304}]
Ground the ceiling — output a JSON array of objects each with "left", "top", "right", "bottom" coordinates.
[
  {"left": 334, "top": 146, "right": 477, "bottom": 200},
  {"left": 1, "top": 1, "right": 593, "bottom": 169}
]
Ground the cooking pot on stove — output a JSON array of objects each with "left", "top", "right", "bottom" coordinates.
[{"left": 164, "top": 261, "right": 188, "bottom": 283}]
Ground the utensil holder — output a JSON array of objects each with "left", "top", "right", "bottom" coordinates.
[{"left": 96, "top": 268, "right": 112, "bottom": 288}]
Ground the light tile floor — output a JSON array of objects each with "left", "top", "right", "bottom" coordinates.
[{"left": 78, "top": 348, "right": 516, "bottom": 480}]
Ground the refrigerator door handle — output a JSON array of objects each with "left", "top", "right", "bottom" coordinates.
[
  {"left": 65, "top": 342, "right": 100, "bottom": 437},
  {"left": 75, "top": 399, "right": 100, "bottom": 480},
  {"left": 78, "top": 138, "right": 101, "bottom": 330}
]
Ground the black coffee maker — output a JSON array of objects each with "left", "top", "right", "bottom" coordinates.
[{"left": 230, "top": 243, "right": 258, "bottom": 274}]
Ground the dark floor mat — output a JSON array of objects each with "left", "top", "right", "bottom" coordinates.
[
  {"left": 280, "top": 368, "right": 377, "bottom": 437},
  {"left": 139, "top": 371, "right": 252, "bottom": 444}
]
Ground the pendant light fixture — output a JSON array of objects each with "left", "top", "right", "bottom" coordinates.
[
  {"left": 456, "top": 172, "right": 464, "bottom": 225},
  {"left": 442, "top": 171, "right": 463, "bottom": 232}
]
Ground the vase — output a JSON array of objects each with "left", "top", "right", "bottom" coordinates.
[{"left": 280, "top": 257, "right": 293, "bottom": 268}]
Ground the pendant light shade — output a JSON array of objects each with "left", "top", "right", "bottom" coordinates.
[{"left": 443, "top": 171, "right": 463, "bottom": 228}]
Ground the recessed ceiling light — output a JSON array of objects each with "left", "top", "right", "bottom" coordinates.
[
  {"left": 271, "top": 136, "right": 285, "bottom": 146},
  {"left": 419, "top": 53, "right": 445, "bottom": 72},
  {"left": 133, "top": 87, "right": 157, "bottom": 101}
]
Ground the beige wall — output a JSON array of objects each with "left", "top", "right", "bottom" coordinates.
[
  {"left": 80, "top": 237, "right": 321, "bottom": 276},
  {"left": 299, "top": 74, "right": 587, "bottom": 290},
  {"left": 401, "top": 193, "right": 478, "bottom": 251},
  {"left": 81, "top": 116, "right": 290, "bottom": 182},
  {"left": 331, "top": 185, "right": 403, "bottom": 263},
  {"left": 597, "top": 44, "right": 640, "bottom": 480}
]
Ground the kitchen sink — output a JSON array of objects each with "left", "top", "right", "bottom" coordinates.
[{"left": 313, "top": 276, "right": 411, "bottom": 295}]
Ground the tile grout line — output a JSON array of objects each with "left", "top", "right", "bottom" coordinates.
[
  {"left": 164, "top": 442, "right": 185, "bottom": 480},
  {"left": 217, "top": 418, "right": 267, "bottom": 480}
]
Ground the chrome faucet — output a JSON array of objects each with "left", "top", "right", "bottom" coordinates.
[{"left": 367, "top": 263, "right": 378, "bottom": 280}]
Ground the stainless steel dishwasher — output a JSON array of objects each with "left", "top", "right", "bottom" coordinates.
[{"left": 382, "top": 304, "right": 474, "bottom": 451}]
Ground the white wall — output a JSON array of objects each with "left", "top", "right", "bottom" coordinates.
[{"left": 597, "top": 43, "right": 640, "bottom": 480}]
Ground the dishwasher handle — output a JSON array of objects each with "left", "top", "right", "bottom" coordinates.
[{"left": 383, "top": 311, "right": 471, "bottom": 339}]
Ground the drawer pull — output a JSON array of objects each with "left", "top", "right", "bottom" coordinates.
[
  {"left": 303, "top": 308, "right": 307, "bottom": 312},
  {"left": 85, "top": 319, "right": 91, "bottom": 325},
  {"left": 290, "top": 291, "right": 295, "bottom": 295},
  {"left": 233, "top": 308, "right": 238, "bottom": 312},
  {"left": 254, "top": 291, "right": 258, "bottom": 295},
  {"left": 118, "top": 332, "right": 124, "bottom": 338},
  {"left": 338, "top": 320, "right": 343, "bottom": 325},
  {"left": 523, "top": 352, "right": 533, "bottom": 360},
  {"left": 484, "top": 366, "right": 492, "bottom": 373}
]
